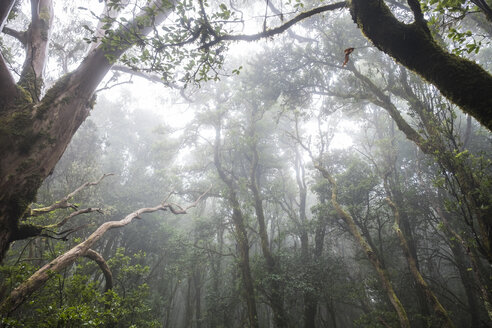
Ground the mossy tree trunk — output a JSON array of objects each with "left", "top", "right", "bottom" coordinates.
[
  {"left": 348, "top": 64, "right": 492, "bottom": 263},
  {"left": 315, "top": 164, "right": 411, "bottom": 328},
  {"left": 0, "top": 0, "right": 173, "bottom": 263},
  {"left": 349, "top": 0, "right": 492, "bottom": 131}
]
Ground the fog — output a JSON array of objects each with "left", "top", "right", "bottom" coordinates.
[{"left": 1, "top": 0, "right": 491, "bottom": 327}]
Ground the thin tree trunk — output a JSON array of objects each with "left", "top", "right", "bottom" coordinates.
[
  {"left": 315, "top": 164, "right": 410, "bottom": 328},
  {"left": 385, "top": 193, "right": 455, "bottom": 327},
  {"left": 248, "top": 116, "right": 289, "bottom": 328},
  {"left": 350, "top": 65, "right": 492, "bottom": 263},
  {"left": 214, "top": 124, "right": 259, "bottom": 328}
]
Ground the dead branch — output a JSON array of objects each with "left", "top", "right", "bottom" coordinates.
[
  {"left": 28, "top": 173, "right": 114, "bottom": 217},
  {"left": 0, "top": 189, "right": 209, "bottom": 315},
  {"left": 45, "top": 207, "right": 104, "bottom": 229},
  {"left": 110, "top": 65, "right": 192, "bottom": 102},
  {"left": 83, "top": 249, "right": 113, "bottom": 292}
]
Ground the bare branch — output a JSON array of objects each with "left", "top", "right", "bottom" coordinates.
[
  {"left": 83, "top": 249, "right": 113, "bottom": 292},
  {"left": 0, "top": 191, "right": 208, "bottom": 315},
  {"left": 110, "top": 65, "right": 192, "bottom": 102},
  {"left": 264, "top": 0, "right": 318, "bottom": 43},
  {"left": 163, "top": 186, "right": 211, "bottom": 214},
  {"left": 29, "top": 173, "right": 114, "bottom": 217},
  {"left": 45, "top": 207, "right": 104, "bottom": 229},
  {"left": 95, "top": 77, "right": 134, "bottom": 93}
]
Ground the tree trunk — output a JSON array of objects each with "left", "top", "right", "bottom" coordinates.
[
  {"left": 248, "top": 118, "right": 289, "bottom": 328},
  {"left": 214, "top": 124, "right": 259, "bottom": 328},
  {"left": 0, "top": 1, "right": 173, "bottom": 263},
  {"left": 350, "top": 64, "right": 492, "bottom": 263},
  {"left": 315, "top": 164, "right": 411, "bottom": 328},
  {"left": 385, "top": 196, "right": 455, "bottom": 328}
]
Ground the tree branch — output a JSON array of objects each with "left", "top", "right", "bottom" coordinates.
[
  {"left": 406, "top": 0, "right": 428, "bottom": 28},
  {"left": 28, "top": 173, "right": 114, "bottom": 217},
  {"left": 83, "top": 249, "right": 113, "bottom": 292},
  {"left": 264, "top": 0, "right": 318, "bottom": 43},
  {"left": 46, "top": 207, "right": 104, "bottom": 229},
  {"left": 18, "top": 0, "right": 54, "bottom": 100},
  {"left": 110, "top": 65, "right": 192, "bottom": 102},
  {"left": 350, "top": 0, "right": 492, "bottom": 131},
  {"left": 201, "top": 2, "right": 347, "bottom": 48},
  {"left": 0, "top": 190, "right": 208, "bottom": 315},
  {"left": 2, "top": 26, "right": 27, "bottom": 46}
]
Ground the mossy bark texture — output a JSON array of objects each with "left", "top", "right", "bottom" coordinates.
[
  {"left": 350, "top": 0, "right": 492, "bottom": 131},
  {"left": 315, "top": 164, "right": 411, "bottom": 328},
  {"left": 0, "top": 1, "right": 173, "bottom": 264}
]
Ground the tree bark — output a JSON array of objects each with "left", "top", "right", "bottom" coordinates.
[
  {"left": 249, "top": 129, "right": 289, "bottom": 328},
  {"left": 315, "top": 164, "right": 411, "bottom": 328},
  {"left": 0, "top": 0, "right": 173, "bottom": 264},
  {"left": 349, "top": 0, "right": 492, "bottom": 131},
  {"left": 18, "top": 0, "right": 54, "bottom": 100},
  {"left": 385, "top": 195, "right": 455, "bottom": 327}
]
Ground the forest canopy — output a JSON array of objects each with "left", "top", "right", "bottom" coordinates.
[{"left": 1, "top": 0, "right": 492, "bottom": 327}]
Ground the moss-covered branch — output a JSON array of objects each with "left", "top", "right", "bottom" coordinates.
[{"left": 350, "top": 0, "right": 492, "bottom": 131}]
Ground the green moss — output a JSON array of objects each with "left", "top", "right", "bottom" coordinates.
[
  {"left": 18, "top": 68, "right": 43, "bottom": 101},
  {"left": 35, "top": 73, "right": 72, "bottom": 119},
  {"left": 6, "top": 174, "right": 43, "bottom": 227},
  {"left": 13, "top": 223, "right": 44, "bottom": 241}
]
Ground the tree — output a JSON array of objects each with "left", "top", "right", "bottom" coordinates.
[
  {"left": 0, "top": 0, "right": 175, "bottom": 263},
  {"left": 2, "top": 0, "right": 492, "bottom": 265}
]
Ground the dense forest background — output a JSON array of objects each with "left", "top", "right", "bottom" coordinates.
[{"left": 1, "top": 0, "right": 492, "bottom": 327}]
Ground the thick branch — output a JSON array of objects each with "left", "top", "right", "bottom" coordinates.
[
  {"left": 470, "top": 0, "right": 492, "bottom": 22},
  {"left": 0, "top": 191, "right": 206, "bottom": 315},
  {"left": 406, "top": 0, "right": 427, "bottom": 27},
  {"left": 83, "top": 249, "right": 113, "bottom": 292},
  {"left": 29, "top": 174, "right": 113, "bottom": 217},
  {"left": 18, "top": 0, "right": 54, "bottom": 100},
  {"left": 0, "top": 52, "right": 18, "bottom": 109},
  {"left": 2, "top": 26, "right": 27, "bottom": 46},
  {"left": 350, "top": 0, "right": 492, "bottom": 131}
]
